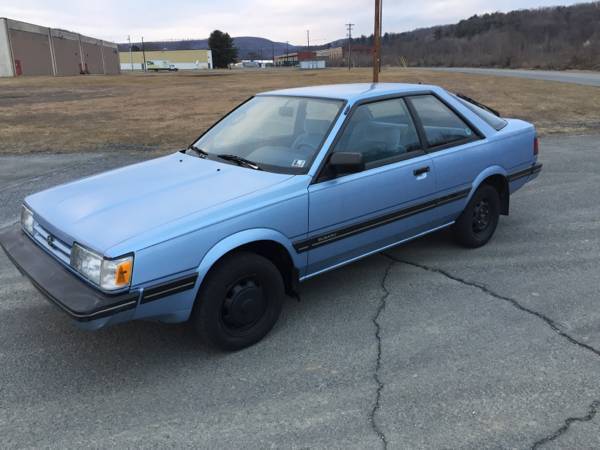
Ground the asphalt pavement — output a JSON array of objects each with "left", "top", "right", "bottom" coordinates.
[
  {"left": 424, "top": 67, "right": 600, "bottom": 87},
  {"left": 1, "top": 134, "right": 599, "bottom": 448}
]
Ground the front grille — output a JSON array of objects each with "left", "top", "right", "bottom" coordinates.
[{"left": 31, "top": 222, "right": 72, "bottom": 265}]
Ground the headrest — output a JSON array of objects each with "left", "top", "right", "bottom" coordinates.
[{"left": 304, "top": 119, "right": 330, "bottom": 134}]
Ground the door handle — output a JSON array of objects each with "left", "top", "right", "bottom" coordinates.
[{"left": 413, "top": 166, "right": 430, "bottom": 177}]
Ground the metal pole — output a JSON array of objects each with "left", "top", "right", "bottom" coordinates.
[
  {"left": 286, "top": 41, "right": 289, "bottom": 66},
  {"left": 373, "top": 0, "right": 381, "bottom": 82},
  {"left": 128, "top": 35, "right": 133, "bottom": 71},
  {"left": 141, "top": 36, "right": 147, "bottom": 72},
  {"left": 346, "top": 23, "right": 354, "bottom": 71},
  {"left": 307, "top": 30, "right": 310, "bottom": 50}
]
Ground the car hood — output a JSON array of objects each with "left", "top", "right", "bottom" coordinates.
[{"left": 26, "top": 153, "right": 293, "bottom": 253}]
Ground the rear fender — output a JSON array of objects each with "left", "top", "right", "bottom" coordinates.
[{"left": 470, "top": 165, "right": 510, "bottom": 214}]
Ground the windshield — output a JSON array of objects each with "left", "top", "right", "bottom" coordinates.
[{"left": 192, "top": 95, "right": 344, "bottom": 174}]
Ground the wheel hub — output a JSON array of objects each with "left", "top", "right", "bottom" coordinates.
[
  {"left": 222, "top": 279, "right": 266, "bottom": 329},
  {"left": 472, "top": 199, "right": 490, "bottom": 232}
]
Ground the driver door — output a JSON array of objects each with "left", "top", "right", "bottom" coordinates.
[{"left": 303, "top": 97, "right": 440, "bottom": 275}]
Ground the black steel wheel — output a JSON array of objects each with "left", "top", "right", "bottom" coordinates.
[
  {"left": 453, "top": 184, "right": 500, "bottom": 248},
  {"left": 192, "top": 252, "right": 284, "bottom": 351},
  {"left": 472, "top": 199, "right": 491, "bottom": 233}
]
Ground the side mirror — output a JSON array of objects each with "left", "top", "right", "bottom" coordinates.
[{"left": 329, "top": 152, "right": 365, "bottom": 174}]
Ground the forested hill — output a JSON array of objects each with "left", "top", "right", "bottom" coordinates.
[
  {"left": 379, "top": 2, "right": 600, "bottom": 69},
  {"left": 118, "top": 37, "right": 297, "bottom": 60}
]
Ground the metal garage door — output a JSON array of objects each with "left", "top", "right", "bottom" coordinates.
[
  {"left": 9, "top": 29, "right": 53, "bottom": 76},
  {"left": 52, "top": 36, "right": 81, "bottom": 76},
  {"left": 102, "top": 46, "right": 120, "bottom": 74},
  {"left": 81, "top": 41, "right": 103, "bottom": 74}
]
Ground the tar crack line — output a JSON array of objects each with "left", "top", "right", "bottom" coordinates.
[
  {"left": 531, "top": 400, "right": 600, "bottom": 449},
  {"left": 382, "top": 252, "right": 600, "bottom": 449},
  {"left": 369, "top": 260, "right": 393, "bottom": 450}
]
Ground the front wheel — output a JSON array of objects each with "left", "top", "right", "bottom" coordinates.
[
  {"left": 453, "top": 184, "right": 500, "bottom": 248},
  {"left": 192, "top": 252, "right": 284, "bottom": 351}
]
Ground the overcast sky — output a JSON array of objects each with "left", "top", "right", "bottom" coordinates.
[{"left": 2, "top": 0, "right": 583, "bottom": 44}]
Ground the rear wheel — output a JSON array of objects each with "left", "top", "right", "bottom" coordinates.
[
  {"left": 192, "top": 252, "right": 284, "bottom": 351},
  {"left": 453, "top": 184, "right": 500, "bottom": 248}
]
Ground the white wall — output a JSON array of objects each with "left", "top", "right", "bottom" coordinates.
[
  {"left": 206, "top": 49, "right": 213, "bottom": 69},
  {"left": 299, "top": 60, "right": 326, "bottom": 69},
  {"left": 0, "top": 18, "right": 15, "bottom": 77},
  {"left": 120, "top": 61, "right": 211, "bottom": 71},
  {"left": 120, "top": 63, "right": 143, "bottom": 70},
  {"left": 175, "top": 62, "right": 210, "bottom": 70}
]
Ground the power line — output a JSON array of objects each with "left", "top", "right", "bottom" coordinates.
[{"left": 346, "top": 23, "right": 354, "bottom": 70}]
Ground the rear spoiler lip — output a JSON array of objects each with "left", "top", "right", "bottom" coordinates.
[{"left": 455, "top": 92, "right": 501, "bottom": 117}]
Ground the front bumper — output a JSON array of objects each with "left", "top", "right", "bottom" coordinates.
[{"left": 0, "top": 224, "right": 139, "bottom": 321}]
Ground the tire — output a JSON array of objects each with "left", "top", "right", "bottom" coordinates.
[
  {"left": 192, "top": 251, "right": 284, "bottom": 351},
  {"left": 453, "top": 184, "right": 500, "bottom": 248}
]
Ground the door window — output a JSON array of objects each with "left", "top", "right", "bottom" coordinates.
[
  {"left": 408, "top": 95, "right": 476, "bottom": 148},
  {"left": 333, "top": 98, "right": 422, "bottom": 168}
]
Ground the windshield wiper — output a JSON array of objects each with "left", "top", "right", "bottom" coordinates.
[
  {"left": 187, "top": 144, "right": 208, "bottom": 158},
  {"left": 455, "top": 93, "right": 501, "bottom": 117},
  {"left": 217, "top": 154, "right": 262, "bottom": 170}
]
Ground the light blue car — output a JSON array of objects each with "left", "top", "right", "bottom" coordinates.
[{"left": 0, "top": 83, "right": 542, "bottom": 350}]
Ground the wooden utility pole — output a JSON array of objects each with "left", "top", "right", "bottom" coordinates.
[
  {"left": 141, "top": 36, "right": 147, "bottom": 72},
  {"left": 373, "top": 0, "right": 382, "bottom": 82}
]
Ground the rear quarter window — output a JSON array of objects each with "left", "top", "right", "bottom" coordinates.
[{"left": 454, "top": 96, "right": 508, "bottom": 131}]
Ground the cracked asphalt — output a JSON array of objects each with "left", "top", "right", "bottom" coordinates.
[{"left": 1, "top": 134, "right": 599, "bottom": 448}]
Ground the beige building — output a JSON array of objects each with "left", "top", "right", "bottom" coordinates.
[
  {"left": 315, "top": 47, "right": 344, "bottom": 61},
  {"left": 0, "top": 18, "right": 119, "bottom": 77},
  {"left": 119, "top": 49, "right": 213, "bottom": 70}
]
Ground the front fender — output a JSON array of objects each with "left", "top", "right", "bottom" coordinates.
[{"left": 196, "top": 228, "right": 304, "bottom": 286}]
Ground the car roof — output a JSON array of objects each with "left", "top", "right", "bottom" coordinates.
[{"left": 257, "top": 83, "right": 441, "bottom": 102}]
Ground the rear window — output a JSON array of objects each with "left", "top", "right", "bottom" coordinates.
[{"left": 455, "top": 96, "right": 507, "bottom": 131}]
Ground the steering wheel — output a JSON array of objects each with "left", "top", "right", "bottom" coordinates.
[{"left": 294, "top": 143, "right": 316, "bottom": 154}]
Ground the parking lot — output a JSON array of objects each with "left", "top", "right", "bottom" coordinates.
[{"left": 1, "top": 133, "right": 599, "bottom": 448}]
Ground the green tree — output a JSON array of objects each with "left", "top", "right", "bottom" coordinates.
[{"left": 208, "top": 30, "right": 238, "bottom": 68}]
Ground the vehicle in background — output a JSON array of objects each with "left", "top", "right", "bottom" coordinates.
[{"left": 146, "top": 60, "right": 178, "bottom": 72}]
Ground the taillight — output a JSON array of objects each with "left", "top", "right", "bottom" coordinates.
[{"left": 533, "top": 136, "right": 539, "bottom": 156}]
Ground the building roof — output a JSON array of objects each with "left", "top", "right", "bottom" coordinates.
[{"left": 258, "top": 83, "right": 440, "bottom": 101}]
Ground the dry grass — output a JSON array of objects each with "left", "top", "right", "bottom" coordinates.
[{"left": 0, "top": 68, "right": 598, "bottom": 154}]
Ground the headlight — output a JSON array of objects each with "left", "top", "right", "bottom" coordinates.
[
  {"left": 71, "top": 244, "right": 102, "bottom": 285},
  {"left": 21, "top": 205, "right": 34, "bottom": 234},
  {"left": 71, "top": 244, "right": 133, "bottom": 291}
]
